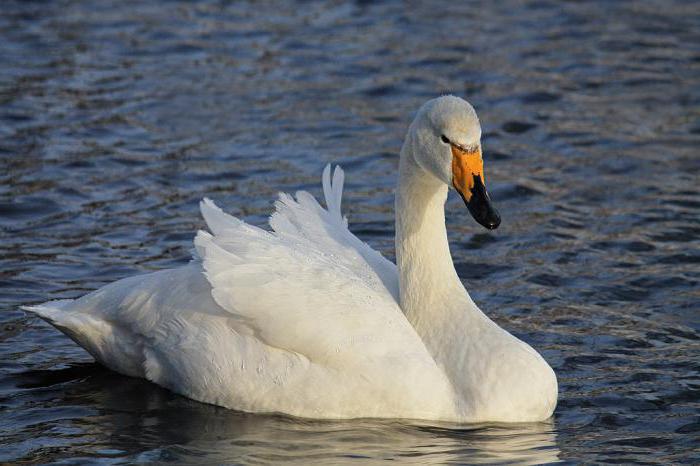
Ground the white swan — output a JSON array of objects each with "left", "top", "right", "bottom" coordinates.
[{"left": 24, "top": 96, "right": 557, "bottom": 422}]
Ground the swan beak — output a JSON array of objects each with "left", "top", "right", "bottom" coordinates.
[{"left": 451, "top": 147, "right": 501, "bottom": 230}]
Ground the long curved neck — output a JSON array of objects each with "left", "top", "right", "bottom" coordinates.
[
  {"left": 395, "top": 146, "right": 467, "bottom": 337},
  {"left": 395, "top": 132, "right": 509, "bottom": 413}
]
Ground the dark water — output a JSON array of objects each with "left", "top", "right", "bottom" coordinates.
[{"left": 1, "top": 0, "right": 699, "bottom": 463}]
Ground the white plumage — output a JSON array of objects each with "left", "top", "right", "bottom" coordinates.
[{"left": 24, "top": 96, "right": 557, "bottom": 422}]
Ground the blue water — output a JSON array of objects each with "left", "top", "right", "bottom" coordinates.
[{"left": 1, "top": 0, "right": 698, "bottom": 463}]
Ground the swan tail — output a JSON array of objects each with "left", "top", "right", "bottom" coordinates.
[
  {"left": 22, "top": 299, "right": 146, "bottom": 378},
  {"left": 22, "top": 299, "right": 76, "bottom": 328},
  {"left": 22, "top": 299, "right": 107, "bottom": 352},
  {"left": 21, "top": 299, "right": 101, "bottom": 358}
]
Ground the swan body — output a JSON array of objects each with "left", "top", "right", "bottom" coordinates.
[{"left": 24, "top": 96, "right": 557, "bottom": 422}]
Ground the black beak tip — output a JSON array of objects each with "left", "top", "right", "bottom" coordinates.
[
  {"left": 461, "top": 174, "right": 501, "bottom": 231},
  {"left": 485, "top": 214, "right": 501, "bottom": 230},
  {"left": 467, "top": 202, "right": 501, "bottom": 230},
  {"left": 476, "top": 209, "right": 501, "bottom": 230}
]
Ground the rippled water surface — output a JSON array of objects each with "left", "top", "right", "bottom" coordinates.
[{"left": 1, "top": 0, "right": 699, "bottom": 463}]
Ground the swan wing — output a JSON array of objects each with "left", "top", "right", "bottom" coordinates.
[
  {"left": 218, "top": 165, "right": 398, "bottom": 302},
  {"left": 193, "top": 166, "right": 421, "bottom": 367}
]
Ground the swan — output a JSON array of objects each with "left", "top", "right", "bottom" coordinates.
[{"left": 23, "top": 95, "right": 557, "bottom": 422}]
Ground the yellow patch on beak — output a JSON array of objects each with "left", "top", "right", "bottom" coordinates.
[{"left": 451, "top": 145, "right": 484, "bottom": 202}]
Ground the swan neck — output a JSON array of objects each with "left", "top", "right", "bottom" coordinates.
[{"left": 395, "top": 147, "right": 464, "bottom": 327}]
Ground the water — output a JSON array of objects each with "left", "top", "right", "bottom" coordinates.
[{"left": 1, "top": 0, "right": 698, "bottom": 463}]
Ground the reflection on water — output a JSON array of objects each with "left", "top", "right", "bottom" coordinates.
[
  {"left": 1, "top": 0, "right": 698, "bottom": 463},
  {"left": 4, "top": 364, "right": 560, "bottom": 464}
]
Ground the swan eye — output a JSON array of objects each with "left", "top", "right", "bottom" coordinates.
[{"left": 441, "top": 135, "right": 450, "bottom": 144}]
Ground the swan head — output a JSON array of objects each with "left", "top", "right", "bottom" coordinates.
[{"left": 407, "top": 95, "right": 501, "bottom": 230}]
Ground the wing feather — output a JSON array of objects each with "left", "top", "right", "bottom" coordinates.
[
  {"left": 193, "top": 166, "right": 422, "bottom": 366},
  {"left": 269, "top": 165, "right": 398, "bottom": 301}
]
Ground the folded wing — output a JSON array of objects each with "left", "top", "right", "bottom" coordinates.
[{"left": 193, "top": 166, "right": 425, "bottom": 368}]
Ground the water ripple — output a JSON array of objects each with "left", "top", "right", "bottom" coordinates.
[{"left": 1, "top": 0, "right": 698, "bottom": 464}]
